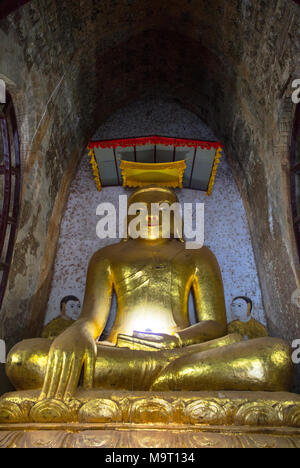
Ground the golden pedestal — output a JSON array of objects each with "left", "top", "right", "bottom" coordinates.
[{"left": 1, "top": 390, "right": 300, "bottom": 448}]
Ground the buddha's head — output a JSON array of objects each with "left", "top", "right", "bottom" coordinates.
[
  {"left": 127, "top": 185, "right": 183, "bottom": 242},
  {"left": 230, "top": 296, "right": 252, "bottom": 322},
  {"left": 60, "top": 295, "right": 81, "bottom": 320}
]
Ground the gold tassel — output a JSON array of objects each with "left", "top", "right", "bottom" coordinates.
[
  {"left": 206, "top": 147, "right": 222, "bottom": 196},
  {"left": 88, "top": 148, "right": 102, "bottom": 191}
]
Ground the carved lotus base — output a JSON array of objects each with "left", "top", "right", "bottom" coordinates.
[{"left": 1, "top": 389, "right": 300, "bottom": 448}]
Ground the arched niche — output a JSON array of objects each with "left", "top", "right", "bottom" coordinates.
[{"left": 45, "top": 97, "right": 266, "bottom": 334}]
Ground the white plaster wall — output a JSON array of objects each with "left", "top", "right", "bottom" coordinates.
[{"left": 45, "top": 97, "right": 265, "bottom": 327}]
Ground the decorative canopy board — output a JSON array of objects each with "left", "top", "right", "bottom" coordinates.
[
  {"left": 120, "top": 160, "right": 187, "bottom": 189},
  {"left": 88, "top": 136, "right": 223, "bottom": 195}
]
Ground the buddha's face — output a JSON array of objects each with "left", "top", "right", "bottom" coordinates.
[
  {"left": 62, "top": 299, "right": 81, "bottom": 320},
  {"left": 230, "top": 297, "right": 251, "bottom": 322},
  {"left": 127, "top": 187, "right": 181, "bottom": 241}
]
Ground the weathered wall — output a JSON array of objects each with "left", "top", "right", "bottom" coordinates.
[
  {"left": 45, "top": 97, "right": 265, "bottom": 327},
  {"left": 0, "top": 0, "right": 299, "bottom": 392}
]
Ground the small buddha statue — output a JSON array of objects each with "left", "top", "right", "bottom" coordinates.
[
  {"left": 228, "top": 296, "right": 268, "bottom": 340},
  {"left": 6, "top": 186, "right": 292, "bottom": 401},
  {"left": 41, "top": 296, "right": 81, "bottom": 339}
]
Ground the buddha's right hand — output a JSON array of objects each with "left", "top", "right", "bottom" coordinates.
[{"left": 39, "top": 320, "right": 97, "bottom": 402}]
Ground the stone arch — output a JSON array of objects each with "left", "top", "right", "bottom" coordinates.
[{"left": 0, "top": 0, "right": 299, "bottom": 361}]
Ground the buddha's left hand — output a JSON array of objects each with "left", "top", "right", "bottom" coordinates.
[{"left": 132, "top": 331, "right": 182, "bottom": 349}]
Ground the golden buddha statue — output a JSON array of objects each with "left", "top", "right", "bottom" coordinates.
[{"left": 6, "top": 186, "right": 292, "bottom": 401}]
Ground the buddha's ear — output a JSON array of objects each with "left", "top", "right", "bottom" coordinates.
[
  {"left": 242, "top": 297, "right": 253, "bottom": 317},
  {"left": 174, "top": 213, "right": 185, "bottom": 243},
  {"left": 121, "top": 215, "right": 129, "bottom": 242}
]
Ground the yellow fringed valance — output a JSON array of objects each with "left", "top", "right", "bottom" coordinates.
[
  {"left": 120, "top": 160, "right": 186, "bottom": 189},
  {"left": 206, "top": 147, "right": 222, "bottom": 196},
  {"left": 88, "top": 148, "right": 102, "bottom": 191}
]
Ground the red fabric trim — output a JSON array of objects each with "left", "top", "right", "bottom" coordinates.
[{"left": 88, "top": 136, "right": 223, "bottom": 150}]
